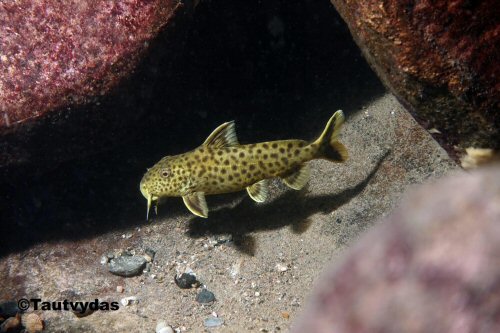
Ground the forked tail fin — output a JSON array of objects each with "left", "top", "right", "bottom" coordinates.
[{"left": 313, "top": 110, "right": 348, "bottom": 162}]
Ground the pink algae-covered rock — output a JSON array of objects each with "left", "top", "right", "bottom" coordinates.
[
  {"left": 292, "top": 166, "right": 500, "bottom": 333},
  {"left": 0, "top": 0, "right": 180, "bottom": 128}
]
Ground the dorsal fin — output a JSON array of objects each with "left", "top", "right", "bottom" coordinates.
[{"left": 203, "top": 121, "right": 239, "bottom": 148}]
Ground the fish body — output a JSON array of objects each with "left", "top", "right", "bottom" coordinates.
[{"left": 140, "top": 110, "right": 348, "bottom": 219}]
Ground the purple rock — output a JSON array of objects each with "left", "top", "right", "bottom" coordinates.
[
  {"left": 0, "top": 0, "right": 185, "bottom": 171},
  {"left": 292, "top": 166, "right": 500, "bottom": 333}
]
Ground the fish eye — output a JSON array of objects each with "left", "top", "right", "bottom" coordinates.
[{"left": 161, "top": 168, "right": 171, "bottom": 177}]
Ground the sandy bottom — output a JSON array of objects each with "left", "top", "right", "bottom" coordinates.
[{"left": 0, "top": 94, "right": 458, "bottom": 332}]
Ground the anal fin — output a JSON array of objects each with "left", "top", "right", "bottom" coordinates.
[
  {"left": 182, "top": 192, "right": 209, "bottom": 218},
  {"left": 247, "top": 179, "right": 268, "bottom": 202},
  {"left": 282, "top": 164, "right": 310, "bottom": 190}
]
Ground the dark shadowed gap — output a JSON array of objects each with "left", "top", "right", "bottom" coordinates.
[{"left": 0, "top": 0, "right": 385, "bottom": 257}]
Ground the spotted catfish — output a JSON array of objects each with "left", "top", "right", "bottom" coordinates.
[{"left": 140, "top": 110, "right": 348, "bottom": 219}]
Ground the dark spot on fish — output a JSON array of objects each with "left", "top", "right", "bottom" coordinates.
[
  {"left": 217, "top": 150, "right": 223, "bottom": 156},
  {"left": 219, "top": 177, "right": 225, "bottom": 183},
  {"left": 234, "top": 172, "right": 241, "bottom": 178},
  {"left": 257, "top": 148, "right": 262, "bottom": 154},
  {"left": 224, "top": 160, "right": 230, "bottom": 165},
  {"left": 239, "top": 152, "right": 245, "bottom": 158},
  {"left": 208, "top": 166, "right": 213, "bottom": 171},
  {"left": 298, "top": 142, "right": 306, "bottom": 147},
  {"left": 212, "top": 180, "right": 217, "bottom": 185},
  {"left": 279, "top": 147, "right": 285, "bottom": 154},
  {"left": 186, "top": 161, "right": 192, "bottom": 167},
  {"left": 294, "top": 149, "right": 301, "bottom": 156},
  {"left": 214, "top": 166, "right": 219, "bottom": 172},
  {"left": 231, "top": 165, "right": 237, "bottom": 171},
  {"left": 249, "top": 164, "right": 256, "bottom": 171},
  {"left": 202, "top": 156, "right": 209, "bottom": 162},
  {"left": 242, "top": 161, "right": 248, "bottom": 166},
  {"left": 228, "top": 175, "right": 234, "bottom": 181},
  {"left": 263, "top": 154, "right": 268, "bottom": 159},
  {"left": 272, "top": 143, "right": 278, "bottom": 149},
  {"left": 281, "top": 157, "right": 289, "bottom": 165},
  {"left": 199, "top": 148, "right": 205, "bottom": 153},
  {"left": 263, "top": 143, "right": 269, "bottom": 149},
  {"left": 232, "top": 148, "right": 238, "bottom": 153},
  {"left": 287, "top": 142, "right": 293, "bottom": 149},
  {"left": 259, "top": 161, "right": 266, "bottom": 169},
  {"left": 221, "top": 169, "right": 227, "bottom": 174},
  {"left": 242, "top": 169, "right": 247, "bottom": 174},
  {"left": 198, "top": 169, "right": 206, "bottom": 177},
  {"left": 270, "top": 153, "right": 278, "bottom": 159}
]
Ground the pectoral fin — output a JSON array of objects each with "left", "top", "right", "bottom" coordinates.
[
  {"left": 282, "top": 164, "right": 310, "bottom": 190},
  {"left": 246, "top": 179, "right": 268, "bottom": 202},
  {"left": 182, "top": 192, "right": 209, "bottom": 218}
]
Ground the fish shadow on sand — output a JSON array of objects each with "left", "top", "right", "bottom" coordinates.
[{"left": 186, "top": 150, "right": 390, "bottom": 255}]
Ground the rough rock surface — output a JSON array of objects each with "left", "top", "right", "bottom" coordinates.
[
  {"left": 292, "top": 165, "right": 500, "bottom": 333},
  {"left": 0, "top": 0, "right": 183, "bottom": 171},
  {"left": 0, "top": 94, "right": 458, "bottom": 332},
  {"left": 330, "top": 0, "right": 500, "bottom": 155}
]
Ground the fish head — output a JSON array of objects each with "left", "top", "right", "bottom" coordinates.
[{"left": 140, "top": 156, "right": 190, "bottom": 218}]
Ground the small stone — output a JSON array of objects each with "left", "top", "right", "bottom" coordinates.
[
  {"left": 175, "top": 273, "right": 199, "bottom": 289},
  {"left": 281, "top": 311, "right": 290, "bottom": 319},
  {"left": 143, "top": 254, "right": 153, "bottom": 262},
  {"left": 275, "top": 263, "right": 288, "bottom": 272},
  {"left": 1, "top": 313, "right": 21, "bottom": 332},
  {"left": 0, "top": 300, "right": 19, "bottom": 318},
  {"left": 108, "top": 256, "right": 147, "bottom": 277},
  {"left": 100, "top": 255, "right": 108, "bottom": 265},
  {"left": 196, "top": 289, "right": 215, "bottom": 304},
  {"left": 120, "top": 296, "right": 138, "bottom": 306},
  {"left": 204, "top": 316, "right": 223, "bottom": 328},
  {"left": 22, "top": 313, "right": 44, "bottom": 333},
  {"left": 145, "top": 248, "right": 156, "bottom": 260},
  {"left": 71, "top": 303, "right": 95, "bottom": 318},
  {"left": 156, "top": 320, "right": 174, "bottom": 333},
  {"left": 255, "top": 292, "right": 260, "bottom": 297},
  {"left": 116, "top": 285, "right": 124, "bottom": 293}
]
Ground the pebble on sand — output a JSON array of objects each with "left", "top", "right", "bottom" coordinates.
[
  {"left": 196, "top": 289, "right": 216, "bottom": 304},
  {"left": 0, "top": 300, "right": 19, "bottom": 318},
  {"left": 155, "top": 320, "right": 174, "bottom": 333},
  {"left": 21, "top": 313, "right": 44, "bottom": 333},
  {"left": 108, "top": 256, "right": 147, "bottom": 277},
  {"left": 175, "top": 273, "right": 200, "bottom": 289},
  {"left": 120, "top": 296, "right": 139, "bottom": 306},
  {"left": 0, "top": 313, "right": 21, "bottom": 332},
  {"left": 204, "top": 316, "right": 224, "bottom": 328}
]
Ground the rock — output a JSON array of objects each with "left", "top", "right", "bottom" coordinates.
[
  {"left": 0, "top": 301, "right": 19, "bottom": 319},
  {"left": 174, "top": 273, "right": 200, "bottom": 289},
  {"left": 0, "top": 0, "right": 185, "bottom": 173},
  {"left": 120, "top": 296, "right": 138, "bottom": 307},
  {"left": 156, "top": 320, "right": 174, "bottom": 333},
  {"left": 204, "top": 316, "right": 224, "bottom": 328},
  {"left": 195, "top": 289, "right": 215, "bottom": 304},
  {"left": 116, "top": 285, "right": 124, "bottom": 293},
  {"left": 108, "top": 256, "right": 147, "bottom": 277},
  {"left": 0, "top": 313, "right": 20, "bottom": 332},
  {"left": 21, "top": 313, "right": 44, "bottom": 333},
  {"left": 292, "top": 166, "right": 500, "bottom": 333},
  {"left": 330, "top": 0, "right": 500, "bottom": 156},
  {"left": 145, "top": 248, "right": 156, "bottom": 261},
  {"left": 275, "top": 263, "right": 288, "bottom": 272}
]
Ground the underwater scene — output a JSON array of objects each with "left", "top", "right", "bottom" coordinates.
[{"left": 1, "top": 0, "right": 499, "bottom": 332}]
